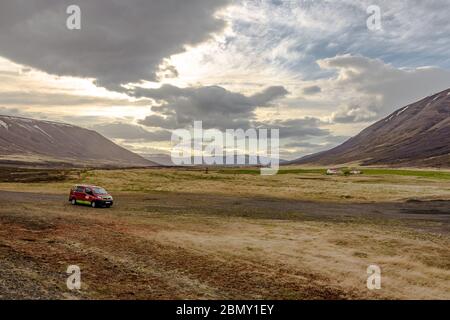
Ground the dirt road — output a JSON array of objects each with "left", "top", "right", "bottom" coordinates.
[{"left": 1, "top": 190, "right": 449, "bottom": 233}]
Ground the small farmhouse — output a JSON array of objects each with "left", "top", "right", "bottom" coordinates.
[{"left": 326, "top": 168, "right": 340, "bottom": 175}]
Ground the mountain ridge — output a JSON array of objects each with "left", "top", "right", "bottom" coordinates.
[
  {"left": 0, "top": 115, "right": 156, "bottom": 168},
  {"left": 291, "top": 88, "right": 450, "bottom": 168}
]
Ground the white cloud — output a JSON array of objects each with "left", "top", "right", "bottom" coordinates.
[{"left": 317, "top": 55, "right": 450, "bottom": 123}]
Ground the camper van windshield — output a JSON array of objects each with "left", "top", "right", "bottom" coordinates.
[{"left": 93, "top": 187, "right": 108, "bottom": 195}]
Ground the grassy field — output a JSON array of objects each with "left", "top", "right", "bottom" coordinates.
[
  {"left": 221, "top": 167, "right": 450, "bottom": 179},
  {"left": 2, "top": 166, "right": 450, "bottom": 202},
  {"left": 0, "top": 167, "right": 449, "bottom": 299}
]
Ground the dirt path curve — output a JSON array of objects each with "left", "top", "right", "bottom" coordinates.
[{"left": 0, "top": 190, "right": 449, "bottom": 234}]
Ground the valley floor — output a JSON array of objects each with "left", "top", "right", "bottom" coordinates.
[{"left": 0, "top": 168, "right": 449, "bottom": 299}]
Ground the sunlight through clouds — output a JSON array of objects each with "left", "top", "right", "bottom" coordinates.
[{"left": 1, "top": 0, "right": 449, "bottom": 158}]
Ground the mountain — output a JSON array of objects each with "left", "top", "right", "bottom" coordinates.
[
  {"left": 142, "top": 153, "right": 286, "bottom": 167},
  {"left": 292, "top": 88, "right": 450, "bottom": 168},
  {"left": 0, "top": 115, "right": 156, "bottom": 168}
]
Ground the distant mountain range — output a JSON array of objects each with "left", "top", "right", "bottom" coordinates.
[
  {"left": 142, "top": 153, "right": 286, "bottom": 167},
  {"left": 3, "top": 87, "right": 449, "bottom": 170},
  {"left": 292, "top": 88, "right": 450, "bottom": 168},
  {"left": 0, "top": 115, "right": 155, "bottom": 168}
]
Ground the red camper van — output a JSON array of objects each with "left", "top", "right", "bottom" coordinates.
[{"left": 69, "top": 185, "right": 114, "bottom": 208}]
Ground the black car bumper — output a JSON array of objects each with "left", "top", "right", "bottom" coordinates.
[{"left": 96, "top": 200, "right": 114, "bottom": 207}]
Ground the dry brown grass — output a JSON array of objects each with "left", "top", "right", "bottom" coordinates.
[
  {"left": 1, "top": 167, "right": 449, "bottom": 202},
  {"left": 0, "top": 167, "right": 449, "bottom": 299}
]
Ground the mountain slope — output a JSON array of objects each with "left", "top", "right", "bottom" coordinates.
[
  {"left": 293, "top": 88, "right": 450, "bottom": 168},
  {"left": 0, "top": 115, "right": 156, "bottom": 168}
]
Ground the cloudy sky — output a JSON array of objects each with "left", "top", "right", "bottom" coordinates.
[{"left": 1, "top": 0, "right": 450, "bottom": 159}]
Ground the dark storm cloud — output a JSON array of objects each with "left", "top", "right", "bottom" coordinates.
[
  {"left": 136, "top": 84, "right": 289, "bottom": 130},
  {"left": 135, "top": 84, "right": 327, "bottom": 143},
  {"left": 0, "top": 0, "right": 230, "bottom": 91},
  {"left": 250, "top": 86, "right": 289, "bottom": 105},
  {"left": 302, "top": 85, "right": 321, "bottom": 95},
  {"left": 255, "top": 117, "right": 329, "bottom": 139}
]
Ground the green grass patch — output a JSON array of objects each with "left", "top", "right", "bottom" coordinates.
[
  {"left": 278, "top": 168, "right": 326, "bottom": 175},
  {"left": 218, "top": 168, "right": 326, "bottom": 175},
  {"left": 217, "top": 168, "right": 261, "bottom": 175},
  {"left": 363, "top": 169, "right": 450, "bottom": 180},
  {"left": 218, "top": 167, "right": 450, "bottom": 180}
]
